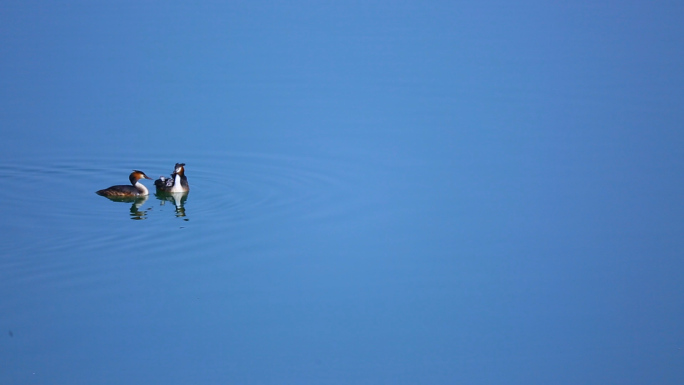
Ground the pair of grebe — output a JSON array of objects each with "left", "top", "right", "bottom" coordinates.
[{"left": 96, "top": 163, "right": 189, "bottom": 197}]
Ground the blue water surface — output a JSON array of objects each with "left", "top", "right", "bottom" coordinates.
[{"left": 1, "top": 2, "right": 683, "bottom": 384}]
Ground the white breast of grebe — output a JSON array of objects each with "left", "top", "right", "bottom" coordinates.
[
  {"left": 135, "top": 181, "right": 150, "bottom": 195},
  {"left": 169, "top": 173, "right": 185, "bottom": 192}
]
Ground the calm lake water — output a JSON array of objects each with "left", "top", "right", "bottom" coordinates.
[{"left": 2, "top": 2, "right": 684, "bottom": 384}]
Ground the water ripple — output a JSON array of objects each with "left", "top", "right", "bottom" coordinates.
[{"left": 1, "top": 149, "right": 359, "bottom": 286}]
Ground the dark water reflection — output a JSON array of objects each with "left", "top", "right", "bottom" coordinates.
[
  {"left": 155, "top": 192, "right": 189, "bottom": 220},
  {"left": 98, "top": 192, "right": 190, "bottom": 221},
  {"left": 98, "top": 195, "right": 152, "bottom": 220}
]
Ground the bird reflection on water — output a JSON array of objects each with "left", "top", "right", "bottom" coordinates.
[
  {"left": 98, "top": 192, "right": 189, "bottom": 221},
  {"left": 99, "top": 195, "right": 151, "bottom": 220},
  {"left": 155, "top": 191, "right": 189, "bottom": 220}
]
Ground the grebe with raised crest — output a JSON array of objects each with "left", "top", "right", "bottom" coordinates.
[
  {"left": 154, "top": 163, "right": 189, "bottom": 193},
  {"left": 96, "top": 170, "right": 153, "bottom": 197}
]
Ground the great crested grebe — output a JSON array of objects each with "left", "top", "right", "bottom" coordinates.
[
  {"left": 96, "top": 170, "right": 153, "bottom": 197},
  {"left": 154, "top": 163, "right": 189, "bottom": 193}
]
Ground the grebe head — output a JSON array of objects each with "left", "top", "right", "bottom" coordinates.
[
  {"left": 129, "top": 170, "right": 153, "bottom": 185},
  {"left": 174, "top": 163, "right": 186, "bottom": 176}
]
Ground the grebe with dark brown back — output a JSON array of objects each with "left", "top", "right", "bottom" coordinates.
[{"left": 96, "top": 170, "right": 153, "bottom": 197}]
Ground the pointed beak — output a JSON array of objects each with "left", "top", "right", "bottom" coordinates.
[{"left": 144, "top": 175, "right": 153, "bottom": 180}]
